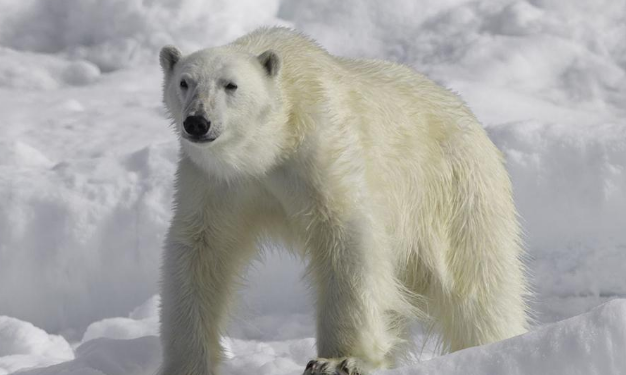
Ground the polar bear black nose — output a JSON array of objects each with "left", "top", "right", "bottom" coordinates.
[{"left": 183, "top": 116, "right": 211, "bottom": 137}]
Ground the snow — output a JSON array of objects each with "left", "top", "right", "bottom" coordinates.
[
  {"left": 6, "top": 299, "right": 626, "bottom": 375},
  {"left": 14, "top": 336, "right": 162, "bottom": 375},
  {"left": 489, "top": 121, "right": 626, "bottom": 322},
  {"left": 0, "top": 0, "right": 625, "bottom": 374},
  {"left": 79, "top": 295, "right": 160, "bottom": 343},
  {"left": 0, "top": 316, "right": 73, "bottom": 375},
  {"left": 0, "top": 0, "right": 282, "bottom": 72},
  {"left": 389, "top": 299, "right": 626, "bottom": 375}
]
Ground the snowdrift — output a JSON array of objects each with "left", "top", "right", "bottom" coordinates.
[
  {"left": 3, "top": 299, "right": 626, "bottom": 375},
  {"left": 391, "top": 299, "right": 626, "bottom": 375},
  {"left": 0, "top": 317, "right": 73, "bottom": 375}
]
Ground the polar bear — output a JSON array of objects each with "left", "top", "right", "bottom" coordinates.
[{"left": 158, "top": 27, "right": 528, "bottom": 375}]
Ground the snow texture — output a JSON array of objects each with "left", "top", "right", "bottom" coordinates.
[
  {"left": 389, "top": 299, "right": 626, "bottom": 375},
  {"left": 0, "top": 316, "right": 73, "bottom": 375},
  {"left": 0, "top": 0, "right": 625, "bottom": 374},
  {"left": 5, "top": 299, "right": 626, "bottom": 375}
]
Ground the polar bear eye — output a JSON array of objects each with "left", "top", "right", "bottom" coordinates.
[
  {"left": 180, "top": 79, "right": 188, "bottom": 89},
  {"left": 224, "top": 82, "right": 238, "bottom": 91}
]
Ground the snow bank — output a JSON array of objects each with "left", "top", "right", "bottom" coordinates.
[
  {"left": 389, "top": 299, "right": 626, "bottom": 375},
  {"left": 0, "top": 140, "right": 178, "bottom": 337},
  {"left": 488, "top": 121, "right": 626, "bottom": 321},
  {"left": 16, "top": 336, "right": 162, "bottom": 375},
  {"left": 80, "top": 295, "right": 160, "bottom": 343},
  {"left": 9, "top": 299, "right": 626, "bottom": 375},
  {"left": 0, "top": 316, "right": 73, "bottom": 375}
]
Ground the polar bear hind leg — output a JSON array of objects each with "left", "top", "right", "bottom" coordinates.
[{"left": 423, "top": 153, "right": 529, "bottom": 353}]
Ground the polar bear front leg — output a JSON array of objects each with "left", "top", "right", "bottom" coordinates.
[
  {"left": 159, "top": 174, "right": 259, "bottom": 375},
  {"left": 159, "top": 226, "right": 257, "bottom": 375},
  {"left": 304, "top": 219, "right": 400, "bottom": 375},
  {"left": 159, "top": 236, "right": 247, "bottom": 375}
]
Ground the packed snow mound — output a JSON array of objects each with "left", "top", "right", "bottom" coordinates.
[
  {"left": 80, "top": 295, "right": 160, "bottom": 343},
  {"left": 10, "top": 299, "right": 626, "bottom": 375},
  {"left": 17, "top": 336, "right": 162, "bottom": 375},
  {"left": 0, "top": 316, "right": 73, "bottom": 375},
  {"left": 0, "top": 142, "right": 178, "bottom": 337},
  {"left": 388, "top": 299, "right": 626, "bottom": 375}
]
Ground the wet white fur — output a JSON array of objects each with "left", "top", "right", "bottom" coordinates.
[{"left": 158, "top": 27, "right": 529, "bottom": 375}]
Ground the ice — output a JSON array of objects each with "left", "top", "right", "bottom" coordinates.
[{"left": 0, "top": 0, "right": 624, "bottom": 374}]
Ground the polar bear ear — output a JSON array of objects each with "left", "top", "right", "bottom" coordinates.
[
  {"left": 258, "top": 50, "right": 280, "bottom": 77},
  {"left": 160, "top": 45, "right": 182, "bottom": 73}
]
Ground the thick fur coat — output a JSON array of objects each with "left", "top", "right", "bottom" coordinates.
[{"left": 158, "top": 27, "right": 529, "bottom": 375}]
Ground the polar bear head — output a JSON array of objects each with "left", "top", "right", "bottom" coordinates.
[{"left": 159, "top": 45, "right": 285, "bottom": 180}]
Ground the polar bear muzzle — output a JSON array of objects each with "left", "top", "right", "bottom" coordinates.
[{"left": 182, "top": 115, "right": 214, "bottom": 142}]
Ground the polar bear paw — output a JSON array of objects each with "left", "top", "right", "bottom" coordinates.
[{"left": 303, "top": 358, "right": 362, "bottom": 375}]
